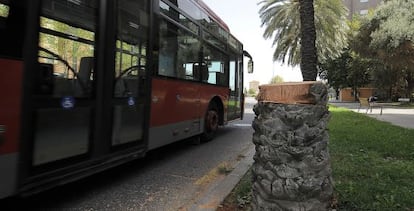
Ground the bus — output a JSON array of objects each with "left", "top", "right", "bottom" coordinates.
[{"left": 0, "top": 0, "right": 253, "bottom": 199}]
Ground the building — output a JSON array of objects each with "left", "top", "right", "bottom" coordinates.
[
  {"left": 342, "top": 0, "right": 383, "bottom": 19},
  {"left": 339, "top": 87, "right": 376, "bottom": 102}
]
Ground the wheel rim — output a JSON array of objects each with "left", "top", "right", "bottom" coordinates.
[{"left": 206, "top": 110, "right": 219, "bottom": 132}]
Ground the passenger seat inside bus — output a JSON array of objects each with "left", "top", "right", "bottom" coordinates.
[
  {"left": 76, "top": 57, "right": 94, "bottom": 97},
  {"left": 193, "top": 64, "right": 209, "bottom": 82}
]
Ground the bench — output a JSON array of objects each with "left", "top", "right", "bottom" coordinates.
[
  {"left": 398, "top": 98, "right": 410, "bottom": 103},
  {"left": 358, "top": 97, "right": 383, "bottom": 115}
]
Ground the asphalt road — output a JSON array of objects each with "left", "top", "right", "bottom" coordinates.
[{"left": 2, "top": 98, "right": 257, "bottom": 211}]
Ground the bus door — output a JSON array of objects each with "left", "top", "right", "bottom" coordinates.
[
  {"left": 2, "top": 0, "right": 149, "bottom": 197},
  {"left": 111, "top": 0, "right": 149, "bottom": 147},
  {"left": 31, "top": 0, "right": 98, "bottom": 167},
  {"left": 227, "top": 55, "right": 242, "bottom": 120},
  {"left": 30, "top": 0, "right": 150, "bottom": 170}
]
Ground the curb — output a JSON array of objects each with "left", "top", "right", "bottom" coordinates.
[{"left": 188, "top": 146, "right": 255, "bottom": 211}]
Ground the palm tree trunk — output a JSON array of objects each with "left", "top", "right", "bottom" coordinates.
[
  {"left": 299, "top": 0, "right": 318, "bottom": 81},
  {"left": 252, "top": 83, "right": 333, "bottom": 210}
]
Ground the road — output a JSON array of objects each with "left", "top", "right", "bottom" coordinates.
[{"left": 2, "top": 98, "right": 257, "bottom": 211}]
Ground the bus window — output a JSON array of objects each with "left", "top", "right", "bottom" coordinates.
[
  {"left": 0, "top": 2, "right": 9, "bottom": 18},
  {"left": 0, "top": 0, "right": 26, "bottom": 58},
  {"left": 203, "top": 44, "right": 228, "bottom": 86},
  {"left": 204, "top": 31, "right": 226, "bottom": 50},
  {"left": 0, "top": 0, "right": 8, "bottom": 30},
  {"left": 158, "top": 19, "right": 200, "bottom": 81},
  {"left": 227, "top": 58, "right": 238, "bottom": 119},
  {"left": 37, "top": 0, "right": 96, "bottom": 98},
  {"left": 159, "top": 0, "right": 199, "bottom": 34},
  {"left": 229, "top": 60, "right": 236, "bottom": 92},
  {"left": 177, "top": 0, "right": 202, "bottom": 21},
  {"left": 114, "top": 0, "right": 148, "bottom": 98}
]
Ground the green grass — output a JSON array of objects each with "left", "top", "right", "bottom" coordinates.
[
  {"left": 329, "top": 106, "right": 414, "bottom": 210},
  {"left": 221, "top": 106, "right": 414, "bottom": 210},
  {"left": 233, "top": 169, "right": 252, "bottom": 209}
]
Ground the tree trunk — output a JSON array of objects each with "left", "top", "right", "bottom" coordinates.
[
  {"left": 353, "top": 87, "right": 359, "bottom": 101},
  {"left": 299, "top": 0, "right": 318, "bottom": 81},
  {"left": 252, "top": 82, "right": 333, "bottom": 210},
  {"left": 405, "top": 70, "right": 414, "bottom": 98}
]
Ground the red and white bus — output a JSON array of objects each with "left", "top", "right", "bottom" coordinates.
[{"left": 0, "top": 0, "right": 253, "bottom": 198}]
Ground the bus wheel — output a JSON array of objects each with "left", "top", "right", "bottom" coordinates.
[{"left": 201, "top": 103, "right": 219, "bottom": 141}]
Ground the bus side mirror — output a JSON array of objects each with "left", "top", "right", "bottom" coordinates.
[{"left": 247, "top": 60, "right": 253, "bottom": 74}]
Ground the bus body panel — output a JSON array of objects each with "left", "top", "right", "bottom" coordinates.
[
  {"left": 0, "top": 153, "right": 18, "bottom": 198},
  {"left": 149, "top": 77, "right": 229, "bottom": 149},
  {"left": 148, "top": 119, "right": 201, "bottom": 150},
  {"left": 150, "top": 78, "right": 201, "bottom": 127},
  {"left": 0, "top": 58, "right": 23, "bottom": 198},
  {"left": 0, "top": 59, "right": 23, "bottom": 155},
  {"left": 198, "top": 84, "right": 229, "bottom": 124}
]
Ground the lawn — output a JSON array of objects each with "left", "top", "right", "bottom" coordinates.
[
  {"left": 219, "top": 106, "right": 414, "bottom": 210},
  {"left": 329, "top": 106, "right": 414, "bottom": 210}
]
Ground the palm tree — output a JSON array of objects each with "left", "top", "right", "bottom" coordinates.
[
  {"left": 299, "top": 0, "right": 317, "bottom": 81},
  {"left": 252, "top": 1, "right": 337, "bottom": 210},
  {"left": 259, "top": 0, "right": 348, "bottom": 81}
]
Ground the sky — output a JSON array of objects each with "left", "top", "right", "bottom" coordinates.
[{"left": 202, "top": 0, "right": 303, "bottom": 88}]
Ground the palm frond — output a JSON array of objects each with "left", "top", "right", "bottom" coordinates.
[{"left": 259, "top": 0, "right": 349, "bottom": 66}]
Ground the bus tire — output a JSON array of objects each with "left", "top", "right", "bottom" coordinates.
[{"left": 201, "top": 102, "right": 219, "bottom": 141}]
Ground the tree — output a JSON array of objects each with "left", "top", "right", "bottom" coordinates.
[
  {"left": 253, "top": 1, "right": 334, "bottom": 210},
  {"left": 248, "top": 88, "right": 257, "bottom": 96},
  {"left": 354, "top": 0, "right": 414, "bottom": 98},
  {"left": 319, "top": 49, "right": 371, "bottom": 101},
  {"left": 319, "top": 50, "right": 352, "bottom": 99},
  {"left": 269, "top": 75, "right": 284, "bottom": 84},
  {"left": 346, "top": 54, "right": 372, "bottom": 100},
  {"left": 370, "top": 63, "right": 400, "bottom": 100},
  {"left": 259, "top": 0, "right": 348, "bottom": 80},
  {"left": 299, "top": 0, "right": 317, "bottom": 81}
]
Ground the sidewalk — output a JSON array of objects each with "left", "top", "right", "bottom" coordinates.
[{"left": 330, "top": 102, "right": 414, "bottom": 129}]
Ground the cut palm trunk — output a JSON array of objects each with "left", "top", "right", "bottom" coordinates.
[{"left": 252, "top": 82, "right": 333, "bottom": 210}]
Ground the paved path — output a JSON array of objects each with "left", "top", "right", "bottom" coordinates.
[{"left": 330, "top": 102, "right": 414, "bottom": 129}]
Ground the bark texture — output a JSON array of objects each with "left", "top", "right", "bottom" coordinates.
[
  {"left": 251, "top": 83, "right": 333, "bottom": 210},
  {"left": 299, "top": 0, "right": 318, "bottom": 81}
]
